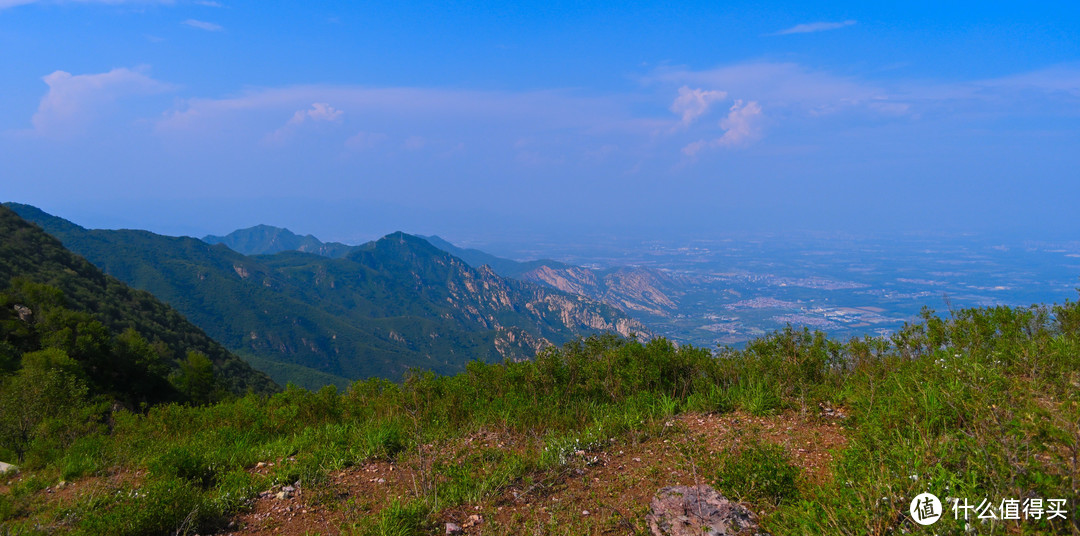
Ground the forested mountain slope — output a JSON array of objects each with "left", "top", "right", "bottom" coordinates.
[
  {"left": 0, "top": 206, "right": 278, "bottom": 404},
  {"left": 7, "top": 204, "right": 645, "bottom": 383}
]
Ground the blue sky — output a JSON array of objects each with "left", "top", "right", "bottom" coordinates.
[{"left": 1, "top": 1, "right": 1078, "bottom": 243}]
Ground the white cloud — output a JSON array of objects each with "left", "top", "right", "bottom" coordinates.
[
  {"left": 182, "top": 19, "right": 223, "bottom": 31},
  {"left": 680, "top": 140, "right": 707, "bottom": 156},
  {"left": 670, "top": 86, "right": 727, "bottom": 125},
  {"left": 265, "top": 102, "right": 345, "bottom": 144},
  {"left": 717, "top": 100, "right": 762, "bottom": 146},
  {"left": 651, "top": 62, "right": 889, "bottom": 116},
  {"left": 289, "top": 102, "right": 343, "bottom": 124},
  {"left": 143, "top": 62, "right": 1080, "bottom": 165},
  {"left": 30, "top": 67, "right": 173, "bottom": 136},
  {"left": 770, "top": 20, "right": 856, "bottom": 36},
  {"left": 683, "top": 100, "right": 763, "bottom": 155}
]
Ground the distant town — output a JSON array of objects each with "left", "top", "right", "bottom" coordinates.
[{"left": 483, "top": 234, "right": 1080, "bottom": 348}]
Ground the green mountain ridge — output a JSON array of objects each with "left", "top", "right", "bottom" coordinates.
[
  {"left": 204, "top": 224, "right": 355, "bottom": 258},
  {"left": 0, "top": 205, "right": 278, "bottom": 401},
  {"left": 199, "top": 225, "right": 684, "bottom": 321},
  {"left": 6, "top": 203, "right": 646, "bottom": 385}
]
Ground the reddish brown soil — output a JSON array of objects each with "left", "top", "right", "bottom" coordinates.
[
  {"left": 219, "top": 411, "right": 847, "bottom": 535},
  {"left": 227, "top": 460, "right": 417, "bottom": 535}
]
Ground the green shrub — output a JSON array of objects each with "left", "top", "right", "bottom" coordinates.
[
  {"left": 715, "top": 438, "right": 799, "bottom": 506},
  {"left": 58, "top": 434, "right": 109, "bottom": 480},
  {"left": 148, "top": 445, "right": 216, "bottom": 488},
  {"left": 727, "top": 378, "right": 782, "bottom": 416},
  {"left": 360, "top": 420, "right": 407, "bottom": 460}
]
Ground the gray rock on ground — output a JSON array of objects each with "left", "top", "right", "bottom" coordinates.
[
  {"left": 0, "top": 461, "right": 17, "bottom": 475},
  {"left": 646, "top": 485, "right": 767, "bottom": 536}
]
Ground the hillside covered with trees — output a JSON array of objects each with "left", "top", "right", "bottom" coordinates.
[
  {"left": 7, "top": 204, "right": 646, "bottom": 389},
  {"left": 0, "top": 205, "right": 278, "bottom": 464}
]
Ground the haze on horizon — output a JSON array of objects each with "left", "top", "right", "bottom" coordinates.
[{"left": 1, "top": 1, "right": 1078, "bottom": 245}]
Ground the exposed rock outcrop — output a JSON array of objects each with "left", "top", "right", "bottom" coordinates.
[
  {"left": 522, "top": 265, "right": 681, "bottom": 317},
  {"left": 646, "top": 485, "right": 767, "bottom": 536}
]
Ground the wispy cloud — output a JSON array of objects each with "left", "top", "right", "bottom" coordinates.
[
  {"left": 265, "top": 102, "right": 344, "bottom": 144},
  {"left": 769, "top": 20, "right": 856, "bottom": 36},
  {"left": 19, "top": 59, "right": 1074, "bottom": 170},
  {"left": 182, "top": 18, "right": 223, "bottom": 31},
  {"left": 670, "top": 86, "right": 727, "bottom": 126},
  {"left": 156, "top": 86, "right": 630, "bottom": 136},
  {"left": 29, "top": 66, "right": 173, "bottom": 137},
  {"left": 650, "top": 62, "right": 888, "bottom": 116},
  {"left": 288, "top": 102, "right": 344, "bottom": 125}
]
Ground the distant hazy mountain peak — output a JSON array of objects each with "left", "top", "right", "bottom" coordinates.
[{"left": 203, "top": 224, "right": 355, "bottom": 258}]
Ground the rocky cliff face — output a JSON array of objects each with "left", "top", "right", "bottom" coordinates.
[
  {"left": 521, "top": 265, "right": 681, "bottom": 317},
  {"left": 418, "top": 249, "right": 650, "bottom": 343}
]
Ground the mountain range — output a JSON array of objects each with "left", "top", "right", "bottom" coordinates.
[
  {"left": 6, "top": 203, "right": 644, "bottom": 388},
  {"left": 206, "top": 225, "right": 685, "bottom": 320}
]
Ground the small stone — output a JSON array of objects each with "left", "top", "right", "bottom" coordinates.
[
  {"left": 275, "top": 491, "right": 289, "bottom": 500},
  {"left": 582, "top": 510, "right": 590, "bottom": 516},
  {"left": 283, "top": 485, "right": 296, "bottom": 493},
  {"left": 445, "top": 522, "right": 463, "bottom": 535},
  {"left": 0, "top": 461, "right": 17, "bottom": 476},
  {"left": 13, "top": 305, "right": 32, "bottom": 322}
]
